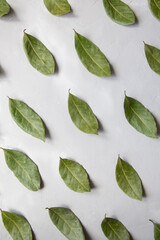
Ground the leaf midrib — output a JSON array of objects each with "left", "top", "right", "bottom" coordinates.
[
  {"left": 107, "top": 221, "right": 123, "bottom": 240},
  {"left": 70, "top": 95, "right": 96, "bottom": 133},
  {"left": 119, "top": 159, "right": 140, "bottom": 199},
  {"left": 51, "top": 209, "right": 80, "bottom": 239},
  {"left": 146, "top": 44, "right": 160, "bottom": 67},
  {"left": 10, "top": 99, "right": 43, "bottom": 139},
  {"left": 5, "top": 150, "right": 38, "bottom": 191},
  {"left": 61, "top": 159, "right": 88, "bottom": 191},
  {"left": 107, "top": 0, "right": 132, "bottom": 22},
  {"left": 2, "top": 212, "right": 25, "bottom": 240},
  {"left": 76, "top": 33, "right": 108, "bottom": 75},
  {"left": 53, "top": 0, "right": 69, "bottom": 13},
  {"left": 126, "top": 97, "right": 155, "bottom": 136},
  {"left": 153, "top": 0, "right": 160, "bottom": 11}
]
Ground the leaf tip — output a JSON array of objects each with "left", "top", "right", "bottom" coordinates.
[
  {"left": 23, "top": 29, "right": 27, "bottom": 33},
  {"left": 68, "top": 89, "right": 71, "bottom": 94},
  {"left": 124, "top": 90, "right": 127, "bottom": 96}
]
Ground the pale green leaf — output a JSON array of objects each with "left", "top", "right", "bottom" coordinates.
[
  {"left": 148, "top": 0, "right": 160, "bottom": 21},
  {"left": 103, "top": 0, "right": 135, "bottom": 25},
  {"left": 9, "top": 98, "right": 45, "bottom": 141},
  {"left": 101, "top": 217, "right": 130, "bottom": 240},
  {"left": 144, "top": 43, "right": 160, "bottom": 75},
  {"left": 124, "top": 94, "right": 158, "bottom": 138},
  {"left": 1, "top": 210, "right": 33, "bottom": 240},
  {"left": 150, "top": 220, "right": 160, "bottom": 240},
  {"left": 59, "top": 158, "right": 90, "bottom": 193},
  {"left": 0, "top": 0, "right": 10, "bottom": 17},
  {"left": 43, "top": 0, "right": 71, "bottom": 15},
  {"left": 68, "top": 92, "right": 98, "bottom": 134},
  {"left": 48, "top": 207, "right": 85, "bottom": 240},
  {"left": 2, "top": 148, "right": 41, "bottom": 191},
  {"left": 74, "top": 30, "right": 111, "bottom": 77},
  {"left": 23, "top": 31, "right": 55, "bottom": 75},
  {"left": 116, "top": 156, "right": 142, "bottom": 201}
]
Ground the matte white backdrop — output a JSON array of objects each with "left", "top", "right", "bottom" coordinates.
[{"left": 0, "top": 0, "right": 160, "bottom": 239}]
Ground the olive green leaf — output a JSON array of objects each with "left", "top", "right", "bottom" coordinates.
[
  {"left": 59, "top": 158, "right": 90, "bottom": 193},
  {"left": 23, "top": 31, "right": 55, "bottom": 75},
  {"left": 101, "top": 217, "right": 130, "bottom": 240},
  {"left": 47, "top": 207, "right": 85, "bottom": 240},
  {"left": 0, "top": 0, "right": 10, "bottom": 17},
  {"left": 116, "top": 156, "right": 142, "bottom": 201},
  {"left": 150, "top": 220, "right": 160, "bottom": 240},
  {"left": 144, "top": 43, "right": 160, "bottom": 75},
  {"left": 9, "top": 98, "right": 45, "bottom": 141},
  {"left": 124, "top": 93, "right": 158, "bottom": 138},
  {"left": 148, "top": 0, "right": 160, "bottom": 21},
  {"left": 103, "top": 0, "right": 135, "bottom": 25},
  {"left": 1, "top": 210, "right": 33, "bottom": 240},
  {"left": 1, "top": 148, "right": 41, "bottom": 191},
  {"left": 43, "top": 0, "right": 71, "bottom": 16},
  {"left": 68, "top": 92, "right": 98, "bottom": 134},
  {"left": 74, "top": 30, "right": 111, "bottom": 77}
]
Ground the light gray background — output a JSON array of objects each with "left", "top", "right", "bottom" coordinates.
[{"left": 0, "top": 0, "right": 160, "bottom": 239}]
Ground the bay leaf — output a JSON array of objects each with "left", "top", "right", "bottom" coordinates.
[
  {"left": 101, "top": 217, "right": 130, "bottom": 240},
  {"left": 1, "top": 210, "right": 33, "bottom": 240},
  {"left": 0, "top": 0, "right": 10, "bottom": 17},
  {"left": 148, "top": 0, "right": 160, "bottom": 21},
  {"left": 103, "top": 0, "right": 135, "bottom": 25},
  {"left": 74, "top": 30, "right": 111, "bottom": 77},
  {"left": 2, "top": 148, "right": 41, "bottom": 191},
  {"left": 9, "top": 98, "right": 45, "bottom": 141},
  {"left": 144, "top": 43, "right": 160, "bottom": 75},
  {"left": 47, "top": 207, "right": 85, "bottom": 240},
  {"left": 59, "top": 157, "right": 90, "bottom": 193},
  {"left": 150, "top": 220, "right": 160, "bottom": 240},
  {"left": 124, "top": 93, "right": 158, "bottom": 138},
  {"left": 116, "top": 156, "right": 142, "bottom": 201},
  {"left": 68, "top": 92, "right": 98, "bottom": 134},
  {"left": 23, "top": 31, "right": 55, "bottom": 75},
  {"left": 43, "top": 0, "right": 71, "bottom": 16}
]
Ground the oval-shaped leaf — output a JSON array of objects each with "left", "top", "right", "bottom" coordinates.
[
  {"left": 103, "top": 0, "right": 135, "bottom": 25},
  {"left": 116, "top": 156, "right": 142, "bottom": 201},
  {"left": 148, "top": 0, "right": 160, "bottom": 21},
  {"left": 1, "top": 210, "right": 33, "bottom": 240},
  {"left": 144, "top": 43, "right": 160, "bottom": 75},
  {"left": 101, "top": 217, "right": 130, "bottom": 240},
  {"left": 74, "top": 30, "right": 111, "bottom": 77},
  {"left": 23, "top": 31, "right": 55, "bottom": 75},
  {"left": 124, "top": 93, "right": 158, "bottom": 138},
  {"left": 9, "top": 98, "right": 45, "bottom": 141},
  {"left": 2, "top": 148, "right": 41, "bottom": 191},
  {"left": 150, "top": 220, "right": 160, "bottom": 240},
  {"left": 43, "top": 0, "right": 71, "bottom": 16},
  {"left": 0, "top": 0, "right": 10, "bottom": 17},
  {"left": 59, "top": 158, "right": 90, "bottom": 193},
  {"left": 48, "top": 207, "right": 85, "bottom": 240},
  {"left": 68, "top": 92, "right": 98, "bottom": 134}
]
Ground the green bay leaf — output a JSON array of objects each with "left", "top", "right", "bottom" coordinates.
[
  {"left": 2, "top": 148, "right": 41, "bottom": 191},
  {"left": 116, "top": 156, "right": 142, "bottom": 201},
  {"left": 59, "top": 158, "right": 90, "bottom": 193},
  {"left": 124, "top": 94, "right": 158, "bottom": 138},
  {"left": 148, "top": 0, "right": 160, "bottom": 21},
  {"left": 0, "top": 0, "right": 10, "bottom": 17},
  {"left": 150, "top": 220, "right": 160, "bottom": 240},
  {"left": 68, "top": 92, "right": 98, "bottom": 134},
  {"left": 1, "top": 210, "right": 33, "bottom": 240},
  {"left": 43, "top": 0, "right": 71, "bottom": 16},
  {"left": 9, "top": 98, "right": 45, "bottom": 141},
  {"left": 144, "top": 43, "right": 160, "bottom": 75},
  {"left": 74, "top": 30, "right": 111, "bottom": 77},
  {"left": 23, "top": 31, "right": 55, "bottom": 75},
  {"left": 101, "top": 217, "right": 130, "bottom": 240},
  {"left": 48, "top": 207, "right": 85, "bottom": 240},
  {"left": 103, "top": 0, "right": 135, "bottom": 25}
]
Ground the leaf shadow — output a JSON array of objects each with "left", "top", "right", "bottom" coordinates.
[
  {"left": 0, "top": 65, "right": 6, "bottom": 77},
  {"left": 1, "top": 7, "right": 18, "bottom": 21},
  {"left": 154, "top": 116, "right": 160, "bottom": 137},
  {"left": 110, "top": 64, "right": 116, "bottom": 77},
  {"left": 97, "top": 118, "right": 104, "bottom": 133},
  {"left": 88, "top": 175, "right": 96, "bottom": 190},
  {"left": 83, "top": 227, "right": 92, "bottom": 240},
  {"left": 43, "top": 120, "right": 52, "bottom": 140}
]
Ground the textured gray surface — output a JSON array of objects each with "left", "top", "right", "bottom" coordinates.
[{"left": 0, "top": 0, "right": 160, "bottom": 239}]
